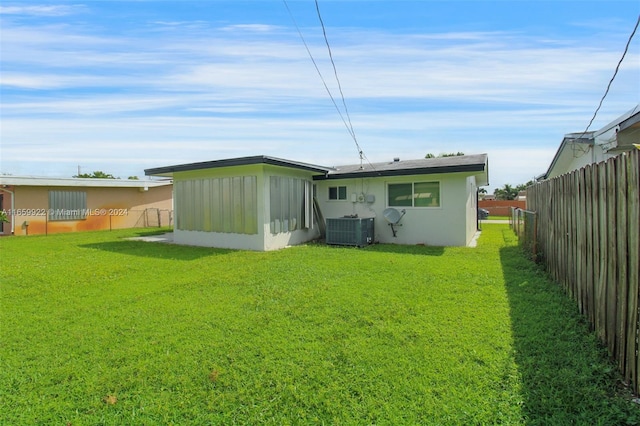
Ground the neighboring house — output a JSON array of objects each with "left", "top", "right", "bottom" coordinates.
[
  {"left": 0, "top": 176, "right": 173, "bottom": 236},
  {"left": 145, "top": 154, "right": 489, "bottom": 251},
  {"left": 541, "top": 105, "right": 640, "bottom": 180}
]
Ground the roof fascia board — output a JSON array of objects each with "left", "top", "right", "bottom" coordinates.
[
  {"left": 0, "top": 177, "right": 171, "bottom": 188},
  {"left": 593, "top": 104, "right": 640, "bottom": 137},
  {"left": 313, "top": 163, "right": 486, "bottom": 181},
  {"left": 145, "top": 155, "right": 332, "bottom": 176},
  {"left": 543, "top": 134, "right": 593, "bottom": 179},
  {"left": 619, "top": 111, "right": 640, "bottom": 132}
]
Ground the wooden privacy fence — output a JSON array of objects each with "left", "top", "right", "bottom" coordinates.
[{"left": 527, "top": 149, "right": 640, "bottom": 393}]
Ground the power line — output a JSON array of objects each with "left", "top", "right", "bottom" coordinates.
[
  {"left": 573, "top": 14, "right": 640, "bottom": 157},
  {"left": 314, "top": 0, "right": 359, "bottom": 152},
  {"left": 282, "top": 0, "right": 356, "bottom": 142},
  {"left": 283, "top": 0, "right": 377, "bottom": 171}
]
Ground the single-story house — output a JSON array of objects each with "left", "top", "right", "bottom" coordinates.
[
  {"left": 145, "top": 153, "right": 489, "bottom": 251},
  {"left": 541, "top": 104, "right": 639, "bottom": 180},
  {"left": 0, "top": 176, "right": 173, "bottom": 236}
]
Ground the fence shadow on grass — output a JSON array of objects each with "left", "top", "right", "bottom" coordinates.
[
  {"left": 500, "top": 241, "right": 639, "bottom": 424},
  {"left": 80, "top": 240, "right": 234, "bottom": 261}
]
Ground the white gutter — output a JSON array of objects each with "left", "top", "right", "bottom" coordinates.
[{"left": 0, "top": 187, "right": 15, "bottom": 234}]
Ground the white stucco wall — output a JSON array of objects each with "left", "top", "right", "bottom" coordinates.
[
  {"left": 315, "top": 171, "right": 478, "bottom": 247},
  {"left": 169, "top": 162, "right": 482, "bottom": 250},
  {"left": 465, "top": 175, "right": 479, "bottom": 245},
  {"left": 173, "top": 229, "right": 264, "bottom": 250}
]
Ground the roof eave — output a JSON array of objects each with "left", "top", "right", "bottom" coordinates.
[
  {"left": 145, "top": 155, "right": 332, "bottom": 176},
  {"left": 542, "top": 135, "right": 594, "bottom": 180},
  {"left": 619, "top": 111, "right": 640, "bottom": 133},
  {"left": 0, "top": 177, "right": 172, "bottom": 188},
  {"left": 313, "top": 163, "right": 487, "bottom": 181}
]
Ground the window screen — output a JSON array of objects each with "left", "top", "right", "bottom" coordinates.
[
  {"left": 329, "top": 186, "right": 347, "bottom": 200},
  {"left": 388, "top": 183, "right": 412, "bottom": 207},
  {"left": 414, "top": 182, "right": 440, "bottom": 207},
  {"left": 388, "top": 182, "right": 440, "bottom": 207}
]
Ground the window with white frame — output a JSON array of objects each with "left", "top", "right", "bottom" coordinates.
[
  {"left": 328, "top": 185, "right": 347, "bottom": 200},
  {"left": 388, "top": 182, "right": 440, "bottom": 207}
]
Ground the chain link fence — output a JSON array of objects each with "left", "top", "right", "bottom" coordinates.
[{"left": 510, "top": 207, "right": 538, "bottom": 262}]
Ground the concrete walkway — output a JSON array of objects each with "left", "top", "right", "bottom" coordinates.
[
  {"left": 128, "top": 232, "right": 174, "bottom": 244},
  {"left": 468, "top": 220, "right": 509, "bottom": 247}
]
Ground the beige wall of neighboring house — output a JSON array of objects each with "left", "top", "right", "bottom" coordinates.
[{"left": 0, "top": 177, "right": 172, "bottom": 236}]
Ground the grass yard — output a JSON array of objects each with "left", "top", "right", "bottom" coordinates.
[
  {"left": 1, "top": 225, "right": 638, "bottom": 425},
  {"left": 484, "top": 215, "right": 510, "bottom": 221}
]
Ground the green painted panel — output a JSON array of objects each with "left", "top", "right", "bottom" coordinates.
[{"left": 175, "top": 176, "right": 257, "bottom": 234}]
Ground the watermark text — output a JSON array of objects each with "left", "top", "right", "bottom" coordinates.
[{"left": 2, "top": 208, "right": 129, "bottom": 217}]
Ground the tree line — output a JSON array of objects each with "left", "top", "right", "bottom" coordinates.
[
  {"left": 74, "top": 171, "right": 139, "bottom": 180},
  {"left": 490, "top": 181, "right": 534, "bottom": 200}
]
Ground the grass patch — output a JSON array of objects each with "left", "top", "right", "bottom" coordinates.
[
  {"left": 486, "top": 215, "right": 510, "bottom": 220},
  {"left": 1, "top": 226, "right": 638, "bottom": 424}
]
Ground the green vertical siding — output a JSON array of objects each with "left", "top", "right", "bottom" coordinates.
[
  {"left": 269, "top": 176, "right": 312, "bottom": 234},
  {"left": 176, "top": 176, "right": 257, "bottom": 234}
]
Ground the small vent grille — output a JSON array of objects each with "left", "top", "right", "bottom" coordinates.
[{"left": 326, "top": 217, "right": 374, "bottom": 247}]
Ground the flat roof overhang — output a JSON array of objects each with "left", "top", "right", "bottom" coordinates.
[{"left": 145, "top": 155, "right": 333, "bottom": 177}]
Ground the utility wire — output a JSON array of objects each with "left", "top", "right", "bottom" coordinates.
[
  {"left": 314, "top": 0, "right": 359, "bottom": 151},
  {"left": 572, "top": 14, "right": 640, "bottom": 157},
  {"left": 282, "top": 0, "right": 356, "bottom": 142},
  {"left": 284, "top": 0, "right": 378, "bottom": 171}
]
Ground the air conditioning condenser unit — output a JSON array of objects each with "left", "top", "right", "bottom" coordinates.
[{"left": 325, "top": 217, "right": 374, "bottom": 247}]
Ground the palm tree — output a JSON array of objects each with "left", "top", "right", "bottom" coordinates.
[{"left": 494, "top": 184, "right": 517, "bottom": 200}]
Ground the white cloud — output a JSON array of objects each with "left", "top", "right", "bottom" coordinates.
[
  {"left": 1, "top": 7, "right": 638, "bottom": 189},
  {"left": 0, "top": 5, "right": 81, "bottom": 16},
  {"left": 220, "top": 24, "right": 282, "bottom": 33}
]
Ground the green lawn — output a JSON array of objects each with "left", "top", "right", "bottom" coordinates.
[{"left": 1, "top": 225, "right": 638, "bottom": 425}]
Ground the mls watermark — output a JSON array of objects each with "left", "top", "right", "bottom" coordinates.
[{"left": 2, "top": 208, "right": 129, "bottom": 217}]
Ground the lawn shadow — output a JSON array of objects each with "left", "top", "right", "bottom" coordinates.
[
  {"left": 500, "top": 241, "right": 638, "bottom": 424},
  {"left": 364, "top": 243, "right": 445, "bottom": 256},
  {"left": 80, "top": 240, "right": 234, "bottom": 261},
  {"left": 126, "top": 227, "right": 174, "bottom": 237}
]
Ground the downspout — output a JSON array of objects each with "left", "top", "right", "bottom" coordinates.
[
  {"left": 0, "top": 187, "right": 15, "bottom": 234},
  {"left": 476, "top": 189, "right": 480, "bottom": 231}
]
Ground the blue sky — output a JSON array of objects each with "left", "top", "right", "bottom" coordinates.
[{"left": 1, "top": 1, "right": 638, "bottom": 192}]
